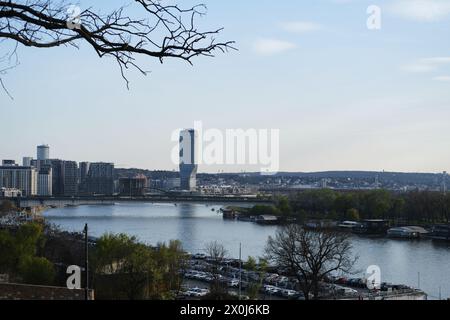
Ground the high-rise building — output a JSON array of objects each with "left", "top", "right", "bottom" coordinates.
[
  {"left": 78, "top": 162, "right": 90, "bottom": 194},
  {"left": 23, "top": 157, "right": 33, "bottom": 167},
  {"left": 49, "top": 159, "right": 63, "bottom": 196},
  {"left": 179, "top": 129, "right": 198, "bottom": 191},
  {"left": 0, "top": 165, "right": 38, "bottom": 196},
  {"left": 38, "top": 166, "right": 53, "bottom": 196},
  {"left": 37, "top": 144, "right": 50, "bottom": 161},
  {"left": 49, "top": 159, "right": 78, "bottom": 196},
  {"left": 85, "top": 163, "right": 115, "bottom": 195},
  {"left": 62, "top": 161, "right": 78, "bottom": 196}
]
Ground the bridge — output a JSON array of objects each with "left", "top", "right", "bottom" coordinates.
[{"left": 2, "top": 195, "right": 274, "bottom": 208}]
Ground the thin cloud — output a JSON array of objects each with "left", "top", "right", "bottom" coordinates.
[
  {"left": 389, "top": 0, "right": 450, "bottom": 22},
  {"left": 403, "top": 57, "right": 450, "bottom": 73},
  {"left": 281, "top": 21, "right": 323, "bottom": 34},
  {"left": 433, "top": 75, "right": 450, "bottom": 81},
  {"left": 253, "top": 39, "right": 297, "bottom": 56}
]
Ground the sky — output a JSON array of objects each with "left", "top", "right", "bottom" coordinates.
[{"left": 1, "top": 0, "right": 450, "bottom": 173}]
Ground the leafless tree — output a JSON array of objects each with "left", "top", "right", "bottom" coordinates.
[
  {"left": 204, "top": 241, "right": 228, "bottom": 298},
  {"left": 0, "top": 0, "right": 235, "bottom": 94},
  {"left": 265, "top": 225, "right": 358, "bottom": 300}
]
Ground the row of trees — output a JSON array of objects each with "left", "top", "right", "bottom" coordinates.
[
  {"left": 290, "top": 189, "right": 450, "bottom": 223},
  {"left": 252, "top": 190, "right": 450, "bottom": 224}
]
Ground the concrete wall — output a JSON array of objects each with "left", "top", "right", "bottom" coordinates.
[{"left": 0, "top": 283, "right": 94, "bottom": 300}]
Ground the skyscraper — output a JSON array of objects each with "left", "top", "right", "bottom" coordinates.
[
  {"left": 37, "top": 144, "right": 50, "bottom": 160},
  {"left": 85, "top": 162, "right": 115, "bottom": 195},
  {"left": 79, "top": 162, "right": 90, "bottom": 194},
  {"left": 49, "top": 159, "right": 78, "bottom": 196},
  {"left": 62, "top": 161, "right": 78, "bottom": 196},
  {"left": 38, "top": 166, "right": 53, "bottom": 196},
  {"left": 179, "top": 129, "right": 198, "bottom": 191}
]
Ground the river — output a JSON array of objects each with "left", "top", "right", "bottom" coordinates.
[{"left": 43, "top": 202, "right": 450, "bottom": 300}]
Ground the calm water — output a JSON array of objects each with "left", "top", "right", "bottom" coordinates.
[{"left": 43, "top": 202, "right": 450, "bottom": 299}]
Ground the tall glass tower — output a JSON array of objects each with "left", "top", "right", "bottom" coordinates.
[
  {"left": 37, "top": 144, "right": 50, "bottom": 160},
  {"left": 179, "top": 129, "right": 198, "bottom": 191}
]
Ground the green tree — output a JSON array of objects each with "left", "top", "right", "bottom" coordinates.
[
  {"left": 245, "top": 257, "right": 268, "bottom": 300},
  {"left": 92, "top": 233, "right": 185, "bottom": 300},
  {"left": 19, "top": 256, "right": 55, "bottom": 285},
  {"left": 346, "top": 208, "right": 360, "bottom": 221},
  {"left": 0, "top": 230, "right": 15, "bottom": 273},
  {"left": 276, "top": 196, "right": 292, "bottom": 216},
  {"left": 244, "top": 256, "right": 257, "bottom": 271}
]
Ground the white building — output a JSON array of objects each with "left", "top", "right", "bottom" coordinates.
[
  {"left": 38, "top": 167, "right": 52, "bottom": 196},
  {"left": 0, "top": 166, "right": 38, "bottom": 196}
]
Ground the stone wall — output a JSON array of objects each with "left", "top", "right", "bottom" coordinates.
[{"left": 0, "top": 283, "right": 94, "bottom": 300}]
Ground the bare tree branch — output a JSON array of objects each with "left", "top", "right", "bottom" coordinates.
[{"left": 0, "top": 0, "right": 236, "bottom": 91}]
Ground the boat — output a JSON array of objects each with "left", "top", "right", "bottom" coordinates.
[
  {"left": 237, "top": 215, "right": 256, "bottom": 222},
  {"left": 338, "top": 221, "right": 360, "bottom": 231},
  {"left": 255, "top": 215, "right": 279, "bottom": 225},
  {"left": 428, "top": 224, "right": 450, "bottom": 241},
  {"left": 353, "top": 219, "right": 390, "bottom": 235},
  {"left": 387, "top": 226, "right": 428, "bottom": 239}
]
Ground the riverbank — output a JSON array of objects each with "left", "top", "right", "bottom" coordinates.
[{"left": 40, "top": 202, "right": 450, "bottom": 299}]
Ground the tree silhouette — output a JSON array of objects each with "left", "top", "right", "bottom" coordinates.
[{"left": 0, "top": 0, "right": 235, "bottom": 95}]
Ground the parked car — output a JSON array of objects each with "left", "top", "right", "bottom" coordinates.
[
  {"left": 227, "top": 279, "right": 240, "bottom": 288},
  {"left": 187, "top": 287, "right": 209, "bottom": 297},
  {"left": 192, "top": 253, "right": 207, "bottom": 260},
  {"left": 281, "top": 289, "right": 298, "bottom": 298}
]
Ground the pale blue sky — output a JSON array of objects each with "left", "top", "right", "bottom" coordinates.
[{"left": 1, "top": 0, "right": 450, "bottom": 173}]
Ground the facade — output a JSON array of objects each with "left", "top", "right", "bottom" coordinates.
[
  {"left": 78, "top": 162, "right": 90, "bottom": 194},
  {"left": 50, "top": 159, "right": 63, "bottom": 196},
  {"left": 0, "top": 166, "right": 38, "bottom": 196},
  {"left": 179, "top": 129, "right": 198, "bottom": 191},
  {"left": 119, "top": 175, "right": 148, "bottom": 196},
  {"left": 22, "top": 157, "right": 33, "bottom": 167},
  {"left": 62, "top": 161, "right": 78, "bottom": 196},
  {"left": 49, "top": 160, "right": 78, "bottom": 196},
  {"left": 37, "top": 145, "right": 50, "bottom": 161},
  {"left": 85, "top": 162, "right": 115, "bottom": 195},
  {"left": 162, "top": 178, "right": 181, "bottom": 190},
  {"left": 38, "top": 166, "right": 53, "bottom": 196}
]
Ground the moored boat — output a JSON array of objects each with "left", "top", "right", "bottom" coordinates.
[{"left": 428, "top": 224, "right": 450, "bottom": 241}]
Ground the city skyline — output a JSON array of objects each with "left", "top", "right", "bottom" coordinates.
[
  {"left": 1, "top": 0, "right": 450, "bottom": 173},
  {"left": 0, "top": 141, "right": 449, "bottom": 175}
]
